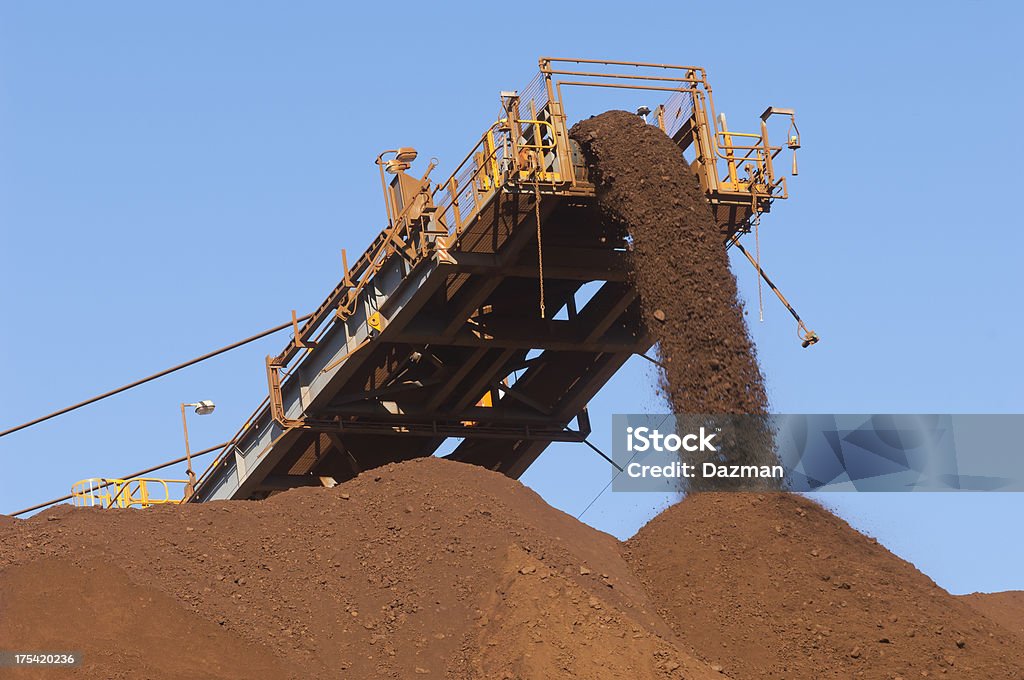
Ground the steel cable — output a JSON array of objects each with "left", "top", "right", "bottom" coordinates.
[{"left": 0, "top": 314, "right": 311, "bottom": 440}]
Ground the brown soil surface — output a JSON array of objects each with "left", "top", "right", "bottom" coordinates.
[
  {"left": 5, "top": 463, "right": 1021, "bottom": 678},
  {"left": 571, "top": 110, "right": 767, "bottom": 417},
  {"left": 961, "top": 591, "right": 1024, "bottom": 639},
  {"left": 0, "top": 458, "right": 719, "bottom": 680},
  {"left": 625, "top": 492, "right": 1024, "bottom": 679},
  {"left": 0, "top": 556, "right": 285, "bottom": 679}
]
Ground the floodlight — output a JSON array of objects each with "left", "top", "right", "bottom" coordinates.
[{"left": 394, "top": 147, "right": 418, "bottom": 163}]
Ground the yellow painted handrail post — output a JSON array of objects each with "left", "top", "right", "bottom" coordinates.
[
  {"left": 448, "top": 177, "right": 460, "bottom": 230},
  {"left": 719, "top": 113, "right": 739, "bottom": 188}
]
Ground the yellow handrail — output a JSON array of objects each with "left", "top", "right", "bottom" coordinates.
[
  {"left": 71, "top": 477, "right": 188, "bottom": 509},
  {"left": 516, "top": 119, "right": 557, "bottom": 151}
]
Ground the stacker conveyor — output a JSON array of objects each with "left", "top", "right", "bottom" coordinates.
[{"left": 188, "top": 58, "right": 806, "bottom": 502}]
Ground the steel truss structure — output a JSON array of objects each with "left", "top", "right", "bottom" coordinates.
[{"left": 191, "top": 58, "right": 805, "bottom": 502}]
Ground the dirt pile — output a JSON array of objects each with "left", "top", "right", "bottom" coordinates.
[
  {"left": 571, "top": 111, "right": 767, "bottom": 418},
  {"left": 625, "top": 492, "right": 1024, "bottom": 679},
  {"left": 0, "top": 458, "right": 720, "bottom": 680},
  {"left": 5, "top": 462, "right": 1021, "bottom": 678},
  {"left": 961, "top": 591, "right": 1024, "bottom": 639},
  {"left": 0, "top": 557, "right": 285, "bottom": 679}
]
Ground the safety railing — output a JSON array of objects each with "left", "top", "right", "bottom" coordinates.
[
  {"left": 267, "top": 61, "right": 599, "bottom": 374},
  {"left": 715, "top": 127, "right": 785, "bottom": 196},
  {"left": 655, "top": 88, "right": 696, "bottom": 139},
  {"left": 435, "top": 122, "right": 511, "bottom": 241},
  {"left": 538, "top": 57, "right": 798, "bottom": 220},
  {"left": 432, "top": 123, "right": 549, "bottom": 248},
  {"left": 538, "top": 57, "right": 709, "bottom": 147},
  {"left": 512, "top": 71, "right": 551, "bottom": 123},
  {"left": 72, "top": 477, "right": 187, "bottom": 509}
]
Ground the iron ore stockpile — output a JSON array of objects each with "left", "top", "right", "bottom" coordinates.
[
  {"left": 625, "top": 493, "right": 1024, "bottom": 678},
  {"left": 961, "top": 591, "right": 1024, "bottom": 639},
  {"left": 3, "top": 114, "right": 1023, "bottom": 679},
  {"left": 5, "top": 462, "right": 1024, "bottom": 679},
  {"left": 2, "top": 459, "right": 720, "bottom": 680}
]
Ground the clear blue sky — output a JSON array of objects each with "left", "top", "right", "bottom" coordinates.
[{"left": 1, "top": 2, "right": 1021, "bottom": 595}]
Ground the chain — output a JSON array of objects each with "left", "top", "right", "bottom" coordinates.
[
  {"left": 754, "top": 211, "right": 764, "bottom": 322},
  {"left": 534, "top": 182, "right": 545, "bottom": 319}
]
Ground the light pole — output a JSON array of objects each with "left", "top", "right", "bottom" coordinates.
[
  {"left": 180, "top": 400, "right": 215, "bottom": 498},
  {"left": 375, "top": 147, "right": 419, "bottom": 227}
]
